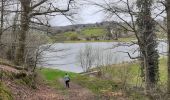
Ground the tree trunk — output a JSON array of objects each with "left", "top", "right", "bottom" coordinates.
[
  {"left": 15, "top": 1, "right": 30, "bottom": 66},
  {"left": 166, "top": 0, "right": 170, "bottom": 93},
  {"left": 0, "top": 0, "right": 4, "bottom": 42},
  {"left": 137, "top": 0, "right": 159, "bottom": 94},
  {"left": 10, "top": 13, "right": 19, "bottom": 61},
  {"left": 143, "top": 48, "right": 154, "bottom": 94}
]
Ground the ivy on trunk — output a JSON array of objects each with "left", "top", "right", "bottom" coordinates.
[{"left": 136, "top": 0, "right": 159, "bottom": 92}]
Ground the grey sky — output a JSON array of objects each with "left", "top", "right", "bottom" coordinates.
[
  {"left": 49, "top": 4, "right": 104, "bottom": 26},
  {"left": 49, "top": 0, "right": 165, "bottom": 27}
]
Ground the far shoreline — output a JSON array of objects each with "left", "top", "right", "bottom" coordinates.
[{"left": 59, "top": 38, "right": 137, "bottom": 43}]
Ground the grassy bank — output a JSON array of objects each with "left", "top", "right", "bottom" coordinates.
[
  {"left": 98, "top": 57, "right": 167, "bottom": 85},
  {"left": 39, "top": 68, "right": 77, "bottom": 90},
  {"left": 39, "top": 68, "right": 148, "bottom": 99},
  {"left": 39, "top": 68, "right": 121, "bottom": 93},
  {"left": 38, "top": 57, "right": 167, "bottom": 99},
  {"left": 63, "top": 37, "right": 136, "bottom": 43}
]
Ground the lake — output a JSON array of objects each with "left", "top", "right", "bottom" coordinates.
[{"left": 39, "top": 41, "right": 167, "bottom": 73}]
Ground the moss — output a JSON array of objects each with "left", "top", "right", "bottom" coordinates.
[
  {"left": 0, "top": 82, "right": 13, "bottom": 100},
  {"left": 15, "top": 74, "right": 37, "bottom": 89}
]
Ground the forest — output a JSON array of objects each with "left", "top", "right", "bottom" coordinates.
[{"left": 0, "top": 0, "right": 170, "bottom": 100}]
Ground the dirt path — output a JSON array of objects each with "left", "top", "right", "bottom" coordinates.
[
  {"left": 6, "top": 78, "right": 95, "bottom": 100},
  {"left": 59, "top": 78, "right": 95, "bottom": 100},
  {"left": 1, "top": 65, "right": 96, "bottom": 100},
  {"left": 4, "top": 79, "right": 65, "bottom": 100},
  {"left": 0, "top": 65, "right": 65, "bottom": 100}
]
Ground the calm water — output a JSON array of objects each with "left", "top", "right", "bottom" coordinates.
[{"left": 39, "top": 42, "right": 167, "bottom": 73}]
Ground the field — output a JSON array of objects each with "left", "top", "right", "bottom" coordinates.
[{"left": 38, "top": 57, "right": 168, "bottom": 99}]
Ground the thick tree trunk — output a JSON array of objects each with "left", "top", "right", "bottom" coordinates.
[
  {"left": 166, "top": 0, "right": 170, "bottom": 93},
  {"left": 137, "top": 0, "right": 159, "bottom": 94},
  {"left": 15, "top": 1, "right": 30, "bottom": 66},
  {"left": 143, "top": 48, "right": 156, "bottom": 94},
  {"left": 0, "top": 0, "right": 4, "bottom": 42},
  {"left": 144, "top": 51, "right": 149, "bottom": 93}
]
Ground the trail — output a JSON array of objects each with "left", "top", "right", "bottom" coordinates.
[
  {"left": 0, "top": 65, "right": 95, "bottom": 100},
  {"left": 59, "top": 78, "right": 95, "bottom": 100},
  {"left": 4, "top": 79, "right": 65, "bottom": 100},
  {"left": 0, "top": 65, "right": 65, "bottom": 100}
]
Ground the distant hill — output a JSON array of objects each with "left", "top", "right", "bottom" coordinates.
[{"left": 48, "top": 21, "right": 117, "bottom": 35}]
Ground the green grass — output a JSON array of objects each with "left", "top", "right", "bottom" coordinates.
[
  {"left": 159, "top": 57, "right": 167, "bottom": 84},
  {"left": 51, "top": 26, "right": 138, "bottom": 42},
  {"left": 81, "top": 28, "right": 106, "bottom": 37},
  {"left": 0, "top": 82, "right": 13, "bottom": 100},
  {"left": 98, "top": 57, "right": 168, "bottom": 86},
  {"left": 102, "top": 62, "right": 142, "bottom": 85},
  {"left": 64, "top": 37, "right": 136, "bottom": 43},
  {"left": 38, "top": 67, "right": 147, "bottom": 99},
  {"left": 73, "top": 75, "right": 149, "bottom": 100},
  {"left": 64, "top": 40, "right": 114, "bottom": 43},
  {"left": 38, "top": 68, "right": 122, "bottom": 95},
  {"left": 39, "top": 68, "right": 77, "bottom": 81},
  {"left": 39, "top": 69, "right": 119, "bottom": 92},
  {"left": 38, "top": 57, "right": 167, "bottom": 99},
  {"left": 72, "top": 75, "right": 121, "bottom": 94},
  {"left": 39, "top": 68, "right": 77, "bottom": 90}
]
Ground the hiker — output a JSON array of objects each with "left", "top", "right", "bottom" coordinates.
[{"left": 64, "top": 73, "right": 70, "bottom": 88}]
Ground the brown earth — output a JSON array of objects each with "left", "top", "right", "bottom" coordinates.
[
  {"left": 59, "top": 78, "right": 95, "bottom": 100},
  {"left": 0, "top": 65, "right": 96, "bottom": 100}
]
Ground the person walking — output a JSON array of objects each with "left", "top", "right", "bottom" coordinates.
[{"left": 64, "top": 73, "right": 70, "bottom": 88}]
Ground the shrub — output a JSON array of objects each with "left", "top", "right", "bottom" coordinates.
[{"left": 69, "top": 33, "right": 79, "bottom": 40}]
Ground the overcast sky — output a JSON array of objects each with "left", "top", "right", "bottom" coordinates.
[
  {"left": 49, "top": 4, "right": 105, "bottom": 26},
  {"left": 49, "top": 0, "right": 165, "bottom": 27}
]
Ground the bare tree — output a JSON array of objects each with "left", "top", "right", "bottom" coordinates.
[
  {"left": 78, "top": 44, "right": 94, "bottom": 72},
  {"left": 14, "top": 0, "right": 75, "bottom": 66},
  {"left": 0, "top": 0, "right": 11, "bottom": 42},
  {"left": 78, "top": 45, "right": 114, "bottom": 77},
  {"left": 93, "top": 47, "right": 104, "bottom": 71}
]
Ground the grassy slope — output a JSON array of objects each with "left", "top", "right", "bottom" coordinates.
[
  {"left": 39, "top": 68, "right": 125, "bottom": 99},
  {"left": 55, "top": 27, "right": 137, "bottom": 42},
  {"left": 39, "top": 68, "right": 148, "bottom": 99},
  {"left": 39, "top": 58, "right": 167, "bottom": 99},
  {"left": 101, "top": 57, "right": 167, "bottom": 85},
  {"left": 39, "top": 68, "right": 117, "bottom": 93},
  {"left": 39, "top": 68, "right": 77, "bottom": 90},
  {"left": 63, "top": 37, "right": 136, "bottom": 43},
  {"left": 0, "top": 82, "right": 13, "bottom": 100},
  {"left": 81, "top": 28, "right": 106, "bottom": 37}
]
